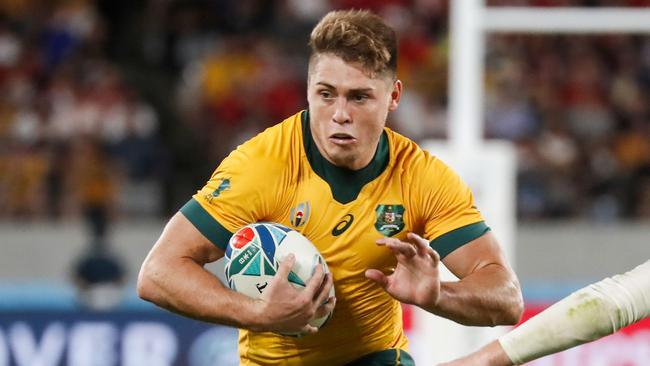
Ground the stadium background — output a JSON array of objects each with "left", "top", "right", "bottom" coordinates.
[{"left": 0, "top": 0, "right": 649, "bottom": 365}]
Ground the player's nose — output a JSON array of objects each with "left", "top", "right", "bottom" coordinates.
[{"left": 332, "top": 97, "right": 351, "bottom": 124}]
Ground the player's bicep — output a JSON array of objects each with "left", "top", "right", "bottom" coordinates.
[
  {"left": 149, "top": 212, "right": 225, "bottom": 267},
  {"left": 180, "top": 197, "right": 236, "bottom": 251},
  {"left": 138, "top": 212, "right": 226, "bottom": 305},
  {"left": 441, "top": 231, "right": 511, "bottom": 279}
]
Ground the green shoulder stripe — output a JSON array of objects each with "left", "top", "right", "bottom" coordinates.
[
  {"left": 180, "top": 198, "right": 233, "bottom": 250},
  {"left": 430, "top": 221, "right": 490, "bottom": 259}
]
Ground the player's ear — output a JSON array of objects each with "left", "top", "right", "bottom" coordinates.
[{"left": 388, "top": 79, "right": 402, "bottom": 112}]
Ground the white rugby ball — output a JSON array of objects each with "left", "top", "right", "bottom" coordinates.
[{"left": 224, "top": 222, "right": 334, "bottom": 336}]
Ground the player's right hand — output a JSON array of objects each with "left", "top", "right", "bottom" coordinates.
[
  {"left": 251, "top": 254, "right": 335, "bottom": 334},
  {"left": 366, "top": 232, "right": 441, "bottom": 307}
]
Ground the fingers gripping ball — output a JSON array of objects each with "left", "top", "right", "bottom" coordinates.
[{"left": 224, "top": 222, "right": 335, "bottom": 336}]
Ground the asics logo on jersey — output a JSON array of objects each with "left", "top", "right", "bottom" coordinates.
[{"left": 332, "top": 214, "right": 354, "bottom": 236}]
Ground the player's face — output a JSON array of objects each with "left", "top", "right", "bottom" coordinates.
[{"left": 307, "top": 54, "right": 402, "bottom": 170}]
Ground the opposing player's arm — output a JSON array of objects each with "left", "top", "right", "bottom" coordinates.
[
  {"left": 432, "top": 231, "right": 523, "bottom": 326},
  {"left": 437, "top": 340, "right": 512, "bottom": 366},
  {"left": 438, "top": 259, "right": 650, "bottom": 366}
]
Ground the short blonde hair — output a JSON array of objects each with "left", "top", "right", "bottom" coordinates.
[{"left": 309, "top": 9, "right": 397, "bottom": 79}]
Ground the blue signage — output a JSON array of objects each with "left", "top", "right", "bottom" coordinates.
[{"left": 0, "top": 310, "right": 239, "bottom": 366}]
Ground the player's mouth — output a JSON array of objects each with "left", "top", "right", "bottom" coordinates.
[{"left": 329, "top": 133, "right": 357, "bottom": 146}]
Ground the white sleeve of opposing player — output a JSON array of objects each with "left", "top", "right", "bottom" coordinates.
[{"left": 499, "top": 260, "right": 650, "bottom": 365}]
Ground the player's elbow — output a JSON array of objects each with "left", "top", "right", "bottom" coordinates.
[
  {"left": 137, "top": 259, "right": 160, "bottom": 303},
  {"left": 498, "top": 281, "right": 524, "bottom": 325},
  {"left": 502, "top": 296, "right": 524, "bottom": 325}
]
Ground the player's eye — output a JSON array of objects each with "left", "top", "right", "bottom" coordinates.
[
  {"left": 319, "top": 90, "right": 334, "bottom": 99},
  {"left": 351, "top": 94, "right": 369, "bottom": 103}
]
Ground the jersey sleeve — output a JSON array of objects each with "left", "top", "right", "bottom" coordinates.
[
  {"left": 417, "top": 156, "right": 490, "bottom": 259},
  {"left": 180, "top": 146, "right": 288, "bottom": 250}
]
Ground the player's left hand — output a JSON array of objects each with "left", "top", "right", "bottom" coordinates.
[{"left": 365, "top": 232, "right": 441, "bottom": 307}]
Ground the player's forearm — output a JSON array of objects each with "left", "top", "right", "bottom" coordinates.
[
  {"left": 474, "top": 341, "right": 514, "bottom": 366},
  {"left": 427, "top": 263, "right": 523, "bottom": 326},
  {"left": 438, "top": 340, "right": 514, "bottom": 366},
  {"left": 499, "top": 260, "right": 650, "bottom": 364},
  {"left": 137, "top": 256, "right": 262, "bottom": 330}
]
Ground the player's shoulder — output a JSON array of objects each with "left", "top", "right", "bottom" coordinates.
[
  {"left": 226, "top": 111, "right": 303, "bottom": 166},
  {"left": 385, "top": 127, "right": 441, "bottom": 170},
  {"left": 385, "top": 128, "right": 461, "bottom": 191}
]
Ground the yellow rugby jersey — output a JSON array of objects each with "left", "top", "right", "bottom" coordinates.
[{"left": 181, "top": 110, "right": 489, "bottom": 366}]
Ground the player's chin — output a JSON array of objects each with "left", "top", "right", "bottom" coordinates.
[{"left": 328, "top": 151, "right": 359, "bottom": 168}]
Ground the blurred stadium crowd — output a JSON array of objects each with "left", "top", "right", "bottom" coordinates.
[
  {"left": 0, "top": 0, "right": 648, "bottom": 223},
  {"left": 0, "top": 0, "right": 165, "bottom": 227}
]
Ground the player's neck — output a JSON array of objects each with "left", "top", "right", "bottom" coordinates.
[{"left": 301, "top": 110, "right": 389, "bottom": 204}]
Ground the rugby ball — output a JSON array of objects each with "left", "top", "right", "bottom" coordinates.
[{"left": 224, "top": 222, "right": 334, "bottom": 336}]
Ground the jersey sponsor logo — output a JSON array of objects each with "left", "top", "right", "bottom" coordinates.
[
  {"left": 290, "top": 201, "right": 311, "bottom": 227},
  {"left": 205, "top": 178, "right": 230, "bottom": 203},
  {"left": 332, "top": 214, "right": 354, "bottom": 236},
  {"left": 375, "top": 205, "right": 405, "bottom": 237}
]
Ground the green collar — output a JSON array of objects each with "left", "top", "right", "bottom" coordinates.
[{"left": 301, "top": 110, "right": 389, "bottom": 204}]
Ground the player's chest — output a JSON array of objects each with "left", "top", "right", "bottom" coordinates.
[{"left": 278, "top": 176, "right": 411, "bottom": 273}]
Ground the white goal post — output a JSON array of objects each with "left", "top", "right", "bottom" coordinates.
[{"left": 449, "top": 3, "right": 650, "bottom": 154}]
